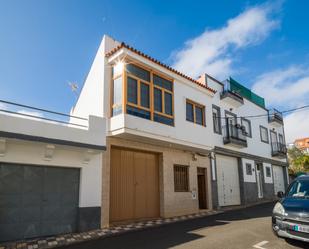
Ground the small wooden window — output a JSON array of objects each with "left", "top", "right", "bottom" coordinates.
[
  {"left": 123, "top": 63, "right": 174, "bottom": 126},
  {"left": 174, "top": 165, "right": 189, "bottom": 192},
  {"left": 186, "top": 99, "right": 205, "bottom": 126}
]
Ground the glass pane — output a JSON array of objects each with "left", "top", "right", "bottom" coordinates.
[
  {"left": 242, "top": 119, "right": 251, "bottom": 136},
  {"left": 154, "top": 88, "right": 162, "bottom": 112},
  {"left": 164, "top": 92, "right": 172, "bottom": 115},
  {"left": 195, "top": 106, "right": 204, "bottom": 125},
  {"left": 271, "top": 132, "right": 278, "bottom": 143},
  {"left": 279, "top": 134, "right": 284, "bottom": 144},
  {"left": 126, "top": 105, "right": 151, "bottom": 120},
  {"left": 186, "top": 102, "right": 194, "bottom": 122},
  {"left": 127, "top": 76, "right": 137, "bottom": 104},
  {"left": 154, "top": 113, "right": 174, "bottom": 126},
  {"left": 126, "top": 64, "right": 150, "bottom": 82},
  {"left": 113, "top": 76, "right": 122, "bottom": 105},
  {"left": 153, "top": 74, "right": 173, "bottom": 91},
  {"left": 242, "top": 120, "right": 249, "bottom": 132},
  {"left": 140, "top": 82, "right": 150, "bottom": 108},
  {"left": 261, "top": 127, "right": 268, "bottom": 141},
  {"left": 112, "top": 106, "right": 122, "bottom": 116}
]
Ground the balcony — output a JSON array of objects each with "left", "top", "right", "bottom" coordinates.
[
  {"left": 223, "top": 123, "right": 247, "bottom": 148},
  {"left": 271, "top": 142, "right": 287, "bottom": 158},
  {"left": 220, "top": 80, "right": 244, "bottom": 107},
  {"left": 268, "top": 109, "right": 283, "bottom": 126}
]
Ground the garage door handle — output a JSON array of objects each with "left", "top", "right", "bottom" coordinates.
[{"left": 230, "top": 189, "right": 232, "bottom": 193}]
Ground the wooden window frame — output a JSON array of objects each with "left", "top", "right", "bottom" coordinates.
[
  {"left": 123, "top": 61, "right": 175, "bottom": 124},
  {"left": 186, "top": 99, "right": 206, "bottom": 126},
  {"left": 126, "top": 73, "right": 151, "bottom": 112},
  {"left": 174, "top": 165, "right": 189, "bottom": 192},
  {"left": 111, "top": 73, "right": 124, "bottom": 116}
]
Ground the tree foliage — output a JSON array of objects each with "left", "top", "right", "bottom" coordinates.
[{"left": 288, "top": 146, "right": 309, "bottom": 175}]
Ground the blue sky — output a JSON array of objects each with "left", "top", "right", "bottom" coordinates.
[{"left": 0, "top": 0, "right": 309, "bottom": 142}]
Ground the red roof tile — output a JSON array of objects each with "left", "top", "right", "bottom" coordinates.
[{"left": 106, "top": 42, "right": 217, "bottom": 94}]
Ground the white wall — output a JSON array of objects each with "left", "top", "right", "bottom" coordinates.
[
  {"left": 0, "top": 139, "right": 102, "bottom": 207},
  {"left": 242, "top": 158, "right": 256, "bottom": 182},
  {"left": 0, "top": 113, "right": 106, "bottom": 148},
  {"left": 70, "top": 35, "right": 120, "bottom": 121}
]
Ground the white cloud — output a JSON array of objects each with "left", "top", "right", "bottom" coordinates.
[
  {"left": 252, "top": 65, "right": 309, "bottom": 142},
  {"left": 284, "top": 111, "right": 309, "bottom": 143},
  {"left": 171, "top": 2, "right": 280, "bottom": 79},
  {"left": 252, "top": 65, "right": 309, "bottom": 108}
]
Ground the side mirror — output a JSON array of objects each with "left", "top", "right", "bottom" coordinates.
[{"left": 277, "top": 191, "right": 284, "bottom": 198}]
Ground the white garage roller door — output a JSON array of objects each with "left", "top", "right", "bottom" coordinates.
[
  {"left": 216, "top": 155, "right": 241, "bottom": 206},
  {"left": 273, "top": 165, "right": 285, "bottom": 194}
]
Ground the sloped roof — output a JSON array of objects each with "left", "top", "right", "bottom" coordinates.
[{"left": 106, "top": 42, "right": 216, "bottom": 94}]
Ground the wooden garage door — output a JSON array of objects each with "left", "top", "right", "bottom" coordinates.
[
  {"left": 110, "top": 147, "right": 159, "bottom": 223},
  {"left": 216, "top": 155, "right": 241, "bottom": 206}
]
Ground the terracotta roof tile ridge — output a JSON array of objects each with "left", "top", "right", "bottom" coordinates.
[{"left": 106, "top": 42, "right": 217, "bottom": 94}]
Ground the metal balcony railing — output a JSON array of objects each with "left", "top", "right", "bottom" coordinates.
[
  {"left": 0, "top": 99, "right": 88, "bottom": 128},
  {"left": 223, "top": 122, "right": 247, "bottom": 147},
  {"left": 271, "top": 142, "right": 287, "bottom": 157},
  {"left": 268, "top": 109, "right": 283, "bottom": 124},
  {"left": 220, "top": 79, "right": 244, "bottom": 105}
]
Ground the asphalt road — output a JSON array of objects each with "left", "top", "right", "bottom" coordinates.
[{"left": 58, "top": 202, "right": 308, "bottom": 249}]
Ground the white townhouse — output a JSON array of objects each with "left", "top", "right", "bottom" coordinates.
[
  {"left": 0, "top": 34, "right": 289, "bottom": 243},
  {"left": 71, "top": 35, "right": 289, "bottom": 227}
]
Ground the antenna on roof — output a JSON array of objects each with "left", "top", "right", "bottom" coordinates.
[{"left": 68, "top": 81, "right": 79, "bottom": 97}]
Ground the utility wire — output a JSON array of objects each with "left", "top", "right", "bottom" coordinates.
[{"left": 214, "top": 104, "right": 309, "bottom": 120}]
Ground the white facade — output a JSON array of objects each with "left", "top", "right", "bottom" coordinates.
[
  {"left": 71, "top": 35, "right": 287, "bottom": 165},
  {"left": 70, "top": 35, "right": 289, "bottom": 212}
]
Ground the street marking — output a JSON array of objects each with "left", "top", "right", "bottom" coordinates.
[{"left": 253, "top": 241, "right": 269, "bottom": 249}]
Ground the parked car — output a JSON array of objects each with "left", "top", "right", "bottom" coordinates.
[{"left": 272, "top": 175, "right": 309, "bottom": 242}]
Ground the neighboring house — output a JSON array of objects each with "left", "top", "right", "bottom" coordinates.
[
  {"left": 71, "top": 35, "right": 289, "bottom": 227},
  {"left": 0, "top": 34, "right": 289, "bottom": 242},
  {"left": 0, "top": 107, "right": 106, "bottom": 242},
  {"left": 294, "top": 137, "right": 309, "bottom": 154}
]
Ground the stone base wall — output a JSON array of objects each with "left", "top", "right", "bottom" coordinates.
[{"left": 101, "top": 137, "right": 213, "bottom": 227}]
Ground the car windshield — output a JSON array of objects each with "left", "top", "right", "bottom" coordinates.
[{"left": 287, "top": 180, "right": 309, "bottom": 198}]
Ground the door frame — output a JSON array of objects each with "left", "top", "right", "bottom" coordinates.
[
  {"left": 197, "top": 167, "right": 208, "bottom": 210},
  {"left": 255, "top": 162, "right": 263, "bottom": 199}
]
